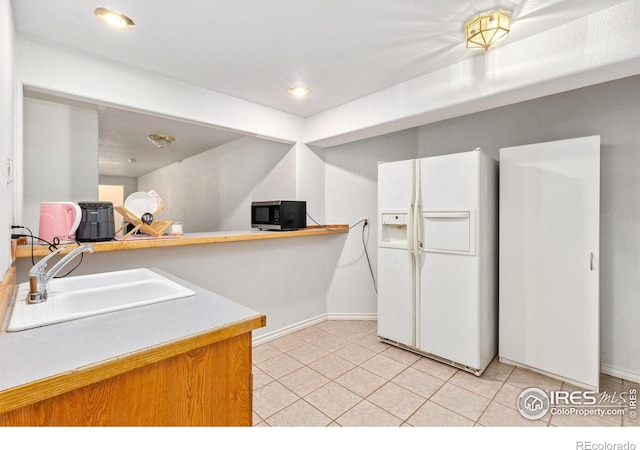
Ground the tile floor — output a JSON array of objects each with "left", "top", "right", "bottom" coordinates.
[{"left": 252, "top": 320, "right": 639, "bottom": 427}]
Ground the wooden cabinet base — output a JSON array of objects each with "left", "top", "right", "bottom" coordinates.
[{"left": 0, "top": 332, "right": 253, "bottom": 426}]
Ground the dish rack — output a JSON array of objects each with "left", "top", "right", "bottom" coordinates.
[{"left": 114, "top": 205, "right": 173, "bottom": 239}]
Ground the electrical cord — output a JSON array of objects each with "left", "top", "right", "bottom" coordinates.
[
  {"left": 11, "top": 225, "right": 39, "bottom": 265},
  {"left": 362, "top": 220, "right": 378, "bottom": 294},
  {"left": 305, "top": 213, "right": 378, "bottom": 293},
  {"left": 10, "top": 225, "right": 85, "bottom": 277},
  {"left": 54, "top": 240, "right": 85, "bottom": 278},
  {"left": 305, "top": 212, "right": 366, "bottom": 231}
]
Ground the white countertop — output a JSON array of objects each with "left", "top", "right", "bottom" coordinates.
[{"left": 0, "top": 268, "right": 263, "bottom": 392}]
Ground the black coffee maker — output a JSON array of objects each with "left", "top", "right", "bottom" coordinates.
[{"left": 76, "top": 201, "right": 115, "bottom": 242}]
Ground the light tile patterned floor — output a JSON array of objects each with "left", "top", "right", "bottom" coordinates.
[{"left": 252, "top": 320, "right": 640, "bottom": 427}]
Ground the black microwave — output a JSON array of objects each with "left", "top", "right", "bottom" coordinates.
[{"left": 251, "top": 200, "right": 306, "bottom": 230}]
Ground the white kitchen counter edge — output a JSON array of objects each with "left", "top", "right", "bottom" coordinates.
[{"left": 0, "top": 268, "right": 262, "bottom": 392}]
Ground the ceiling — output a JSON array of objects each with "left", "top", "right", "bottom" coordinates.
[
  {"left": 13, "top": 0, "right": 631, "bottom": 178},
  {"left": 25, "top": 90, "right": 247, "bottom": 178},
  {"left": 96, "top": 106, "right": 245, "bottom": 178}
]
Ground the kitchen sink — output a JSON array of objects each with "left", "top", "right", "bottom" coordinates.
[{"left": 7, "top": 268, "right": 196, "bottom": 332}]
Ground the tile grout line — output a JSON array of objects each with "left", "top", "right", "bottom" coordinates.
[
  {"left": 254, "top": 323, "right": 381, "bottom": 426},
  {"left": 256, "top": 322, "right": 477, "bottom": 426},
  {"left": 257, "top": 324, "right": 474, "bottom": 426},
  {"left": 255, "top": 321, "right": 630, "bottom": 427},
  {"left": 471, "top": 362, "right": 515, "bottom": 427}
]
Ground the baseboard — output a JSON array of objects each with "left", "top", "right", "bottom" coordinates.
[
  {"left": 252, "top": 312, "right": 377, "bottom": 346},
  {"left": 252, "top": 314, "right": 328, "bottom": 346},
  {"left": 601, "top": 363, "right": 640, "bottom": 384},
  {"left": 498, "top": 357, "right": 640, "bottom": 388},
  {"left": 500, "top": 356, "right": 598, "bottom": 391},
  {"left": 327, "top": 312, "right": 377, "bottom": 321}
]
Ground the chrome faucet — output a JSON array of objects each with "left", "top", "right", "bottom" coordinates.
[{"left": 28, "top": 244, "right": 95, "bottom": 303}]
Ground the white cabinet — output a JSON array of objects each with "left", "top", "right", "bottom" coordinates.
[{"left": 499, "top": 136, "right": 600, "bottom": 391}]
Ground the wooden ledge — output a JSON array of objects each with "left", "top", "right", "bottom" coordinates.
[
  {"left": 15, "top": 225, "right": 349, "bottom": 259},
  {"left": 0, "top": 314, "right": 266, "bottom": 415},
  {"left": 0, "top": 268, "right": 17, "bottom": 328}
]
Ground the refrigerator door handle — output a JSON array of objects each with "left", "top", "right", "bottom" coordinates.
[
  {"left": 414, "top": 199, "right": 422, "bottom": 252},
  {"left": 423, "top": 212, "right": 470, "bottom": 219},
  {"left": 413, "top": 160, "right": 422, "bottom": 254},
  {"left": 407, "top": 161, "right": 415, "bottom": 255},
  {"left": 412, "top": 159, "right": 421, "bottom": 347},
  {"left": 407, "top": 209, "right": 414, "bottom": 254}
]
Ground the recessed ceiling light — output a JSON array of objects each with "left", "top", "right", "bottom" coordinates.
[
  {"left": 94, "top": 7, "right": 135, "bottom": 29},
  {"left": 288, "top": 86, "right": 310, "bottom": 97}
]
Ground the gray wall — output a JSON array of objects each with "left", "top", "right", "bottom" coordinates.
[
  {"left": 14, "top": 233, "right": 347, "bottom": 339},
  {"left": 0, "top": 0, "right": 14, "bottom": 274},
  {"left": 138, "top": 136, "right": 296, "bottom": 232},
  {"left": 322, "top": 74, "right": 640, "bottom": 379},
  {"left": 416, "top": 74, "right": 640, "bottom": 377},
  {"left": 23, "top": 97, "right": 99, "bottom": 236},
  {"left": 324, "top": 128, "right": 419, "bottom": 315}
]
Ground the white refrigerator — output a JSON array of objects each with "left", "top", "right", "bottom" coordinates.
[{"left": 377, "top": 149, "right": 498, "bottom": 375}]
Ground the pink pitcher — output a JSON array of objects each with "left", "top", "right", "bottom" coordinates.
[{"left": 39, "top": 202, "right": 81, "bottom": 243}]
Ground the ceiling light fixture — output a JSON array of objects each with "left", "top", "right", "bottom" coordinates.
[
  {"left": 94, "top": 7, "right": 135, "bottom": 29},
  {"left": 288, "top": 86, "right": 310, "bottom": 97},
  {"left": 148, "top": 134, "right": 175, "bottom": 149},
  {"left": 465, "top": 10, "right": 511, "bottom": 51}
]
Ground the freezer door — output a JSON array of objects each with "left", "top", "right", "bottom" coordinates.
[
  {"left": 377, "top": 160, "right": 415, "bottom": 211},
  {"left": 377, "top": 159, "right": 416, "bottom": 347},
  {"left": 377, "top": 246, "right": 416, "bottom": 346}
]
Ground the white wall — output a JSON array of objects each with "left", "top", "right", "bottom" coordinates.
[
  {"left": 13, "top": 235, "right": 347, "bottom": 339},
  {"left": 324, "top": 128, "right": 418, "bottom": 315},
  {"left": 138, "top": 137, "right": 296, "bottom": 232},
  {"left": 0, "top": 0, "right": 14, "bottom": 276},
  {"left": 296, "top": 143, "right": 326, "bottom": 224},
  {"left": 322, "top": 74, "right": 640, "bottom": 380},
  {"left": 16, "top": 38, "right": 303, "bottom": 145},
  {"left": 22, "top": 97, "right": 98, "bottom": 236},
  {"left": 13, "top": 38, "right": 304, "bottom": 235}
]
